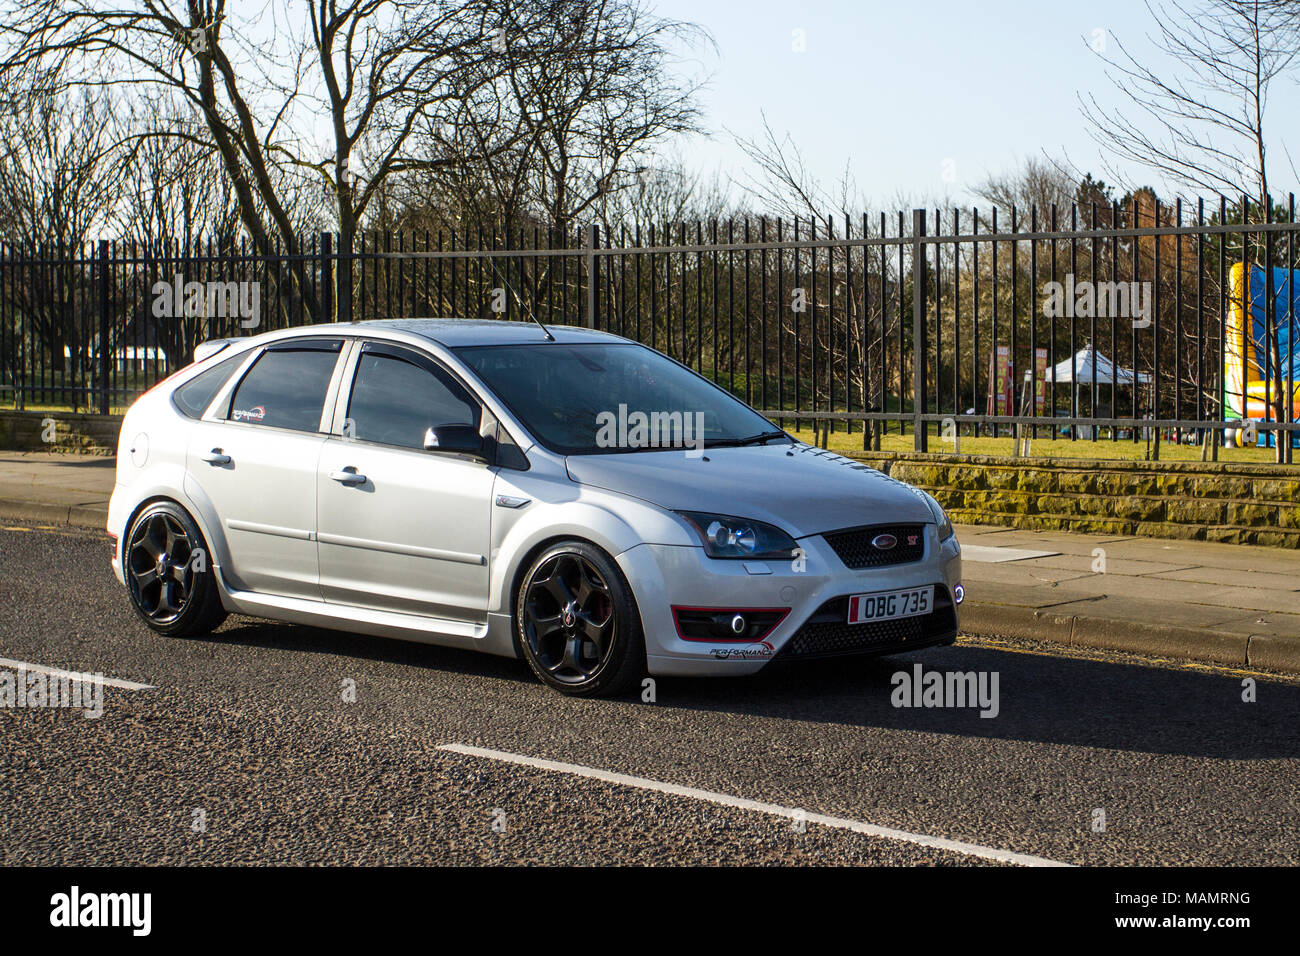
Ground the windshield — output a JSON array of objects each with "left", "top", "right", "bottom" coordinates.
[{"left": 454, "top": 342, "right": 783, "bottom": 455}]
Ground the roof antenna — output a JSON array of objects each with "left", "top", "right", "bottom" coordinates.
[
  {"left": 479, "top": 254, "right": 555, "bottom": 341},
  {"left": 523, "top": 296, "right": 556, "bottom": 342}
]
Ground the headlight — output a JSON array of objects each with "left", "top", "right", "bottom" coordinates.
[
  {"left": 921, "top": 491, "right": 955, "bottom": 541},
  {"left": 676, "top": 511, "right": 799, "bottom": 559}
]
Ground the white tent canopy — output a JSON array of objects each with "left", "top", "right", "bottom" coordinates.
[{"left": 1025, "top": 345, "right": 1151, "bottom": 386}]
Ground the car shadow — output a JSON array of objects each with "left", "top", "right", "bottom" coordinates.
[
  {"left": 210, "top": 616, "right": 530, "bottom": 681},
  {"left": 666, "top": 641, "right": 1300, "bottom": 761},
  {"left": 207, "top": 617, "right": 1300, "bottom": 761}
]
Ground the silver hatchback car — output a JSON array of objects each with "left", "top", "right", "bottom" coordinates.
[{"left": 108, "top": 319, "right": 962, "bottom": 696}]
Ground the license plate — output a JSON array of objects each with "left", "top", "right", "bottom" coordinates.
[{"left": 847, "top": 586, "right": 934, "bottom": 624}]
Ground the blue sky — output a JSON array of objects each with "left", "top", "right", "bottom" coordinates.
[{"left": 652, "top": 0, "right": 1300, "bottom": 209}]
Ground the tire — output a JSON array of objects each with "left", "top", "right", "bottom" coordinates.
[
  {"left": 123, "top": 500, "right": 228, "bottom": 638},
  {"left": 515, "top": 541, "right": 646, "bottom": 697}
]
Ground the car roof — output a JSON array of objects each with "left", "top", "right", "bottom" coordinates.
[
  {"left": 200, "top": 319, "right": 628, "bottom": 360},
  {"left": 347, "top": 318, "right": 623, "bottom": 347}
]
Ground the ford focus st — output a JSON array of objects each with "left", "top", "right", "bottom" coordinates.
[{"left": 107, "top": 319, "right": 963, "bottom": 696}]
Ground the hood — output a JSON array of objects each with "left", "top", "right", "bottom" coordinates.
[{"left": 564, "top": 443, "right": 933, "bottom": 537}]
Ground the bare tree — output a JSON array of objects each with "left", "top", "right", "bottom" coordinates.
[
  {"left": 373, "top": 0, "right": 709, "bottom": 325},
  {"left": 732, "top": 113, "right": 858, "bottom": 224},
  {"left": 0, "top": 80, "right": 118, "bottom": 247},
  {"left": 0, "top": 80, "right": 119, "bottom": 398},
  {"left": 592, "top": 157, "right": 729, "bottom": 228},
  {"left": 1083, "top": 0, "right": 1299, "bottom": 207},
  {"left": 0, "top": 1, "right": 536, "bottom": 319},
  {"left": 111, "top": 96, "right": 242, "bottom": 367},
  {"left": 973, "top": 157, "right": 1077, "bottom": 217},
  {"left": 395, "top": 0, "right": 709, "bottom": 237},
  {"left": 1081, "top": 0, "right": 1300, "bottom": 459},
  {"left": 117, "top": 97, "right": 240, "bottom": 249},
  {"left": 494, "top": 0, "right": 708, "bottom": 234},
  {"left": 732, "top": 115, "right": 895, "bottom": 448}
]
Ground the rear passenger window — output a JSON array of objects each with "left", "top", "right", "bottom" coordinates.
[
  {"left": 347, "top": 351, "right": 478, "bottom": 449},
  {"left": 228, "top": 346, "right": 340, "bottom": 432},
  {"left": 173, "top": 352, "right": 247, "bottom": 419}
]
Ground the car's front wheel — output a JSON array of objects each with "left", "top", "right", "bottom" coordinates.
[
  {"left": 123, "top": 501, "right": 227, "bottom": 638},
  {"left": 515, "top": 541, "right": 645, "bottom": 697}
]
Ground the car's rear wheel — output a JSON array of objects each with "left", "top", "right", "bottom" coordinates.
[
  {"left": 124, "top": 501, "right": 227, "bottom": 637},
  {"left": 516, "top": 541, "right": 645, "bottom": 697}
]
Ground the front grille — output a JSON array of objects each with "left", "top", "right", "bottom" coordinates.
[
  {"left": 823, "top": 523, "right": 925, "bottom": 569},
  {"left": 777, "top": 589, "right": 956, "bottom": 660}
]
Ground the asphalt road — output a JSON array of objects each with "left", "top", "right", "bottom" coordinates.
[{"left": 2, "top": 522, "right": 1298, "bottom": 866}]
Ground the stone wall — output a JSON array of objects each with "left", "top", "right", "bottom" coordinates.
[
  {"left": 0, "top": 411, "right": 121, "bottom": 455},
  {"left": 852, "top": 452, "right": 1300, "bottom": 549}
]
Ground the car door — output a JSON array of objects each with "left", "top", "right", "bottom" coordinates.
[
  {"left": 316, "top": 340, "right": 494, "bottom": 623},
  {"left": 184, "top": 337, "right": 346, "bottom": 601}
]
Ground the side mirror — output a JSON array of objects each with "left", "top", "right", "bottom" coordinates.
[{"left": 423, "top": 424, "right": 486, "bottom": 459}]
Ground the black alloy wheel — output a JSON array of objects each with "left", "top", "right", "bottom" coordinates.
[
  {"left": 124, "top": 501, "right": 227, "bottom": 637},
  {"left": 516, "top": 542, "right": 645, "bottom": 696}
]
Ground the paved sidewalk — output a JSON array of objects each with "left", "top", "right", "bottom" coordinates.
[
  {"left": 2, "top": 450, "right": 1296, "bottom": 672},
  {"left": 957, "top": 524, "right": 1300, "bottom": 673},
  {"left": 0, "top": 451, "right": 115, "bottom": 528}
]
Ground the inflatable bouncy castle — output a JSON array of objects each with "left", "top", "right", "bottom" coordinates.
[{"left": 1225, "top": 262, "right": 1300, "bottom": 446}]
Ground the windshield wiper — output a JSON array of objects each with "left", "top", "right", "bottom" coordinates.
[{"left": 705, "top": 430, "right": 788, "bottom": 448}]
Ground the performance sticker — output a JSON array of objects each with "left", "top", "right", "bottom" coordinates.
[{"left": 709, "top": 641, "right": 775, "bottom": 660}]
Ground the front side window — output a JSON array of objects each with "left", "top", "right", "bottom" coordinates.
[
  {"left": 227, "top": 346, "right": 340, "bottom": 432},
  {"left": 346, "top": 350, "right": 479, "bottom": 449}
]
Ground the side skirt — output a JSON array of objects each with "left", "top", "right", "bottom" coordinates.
[{"left": 217, "top": 580, "right": 519, "bottom": 659}]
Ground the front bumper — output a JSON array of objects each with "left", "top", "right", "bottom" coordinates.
[{"left": 619, "top": 526, "right": 962, "bottom": 677}]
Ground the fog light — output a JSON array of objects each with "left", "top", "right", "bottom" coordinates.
[
  {"left": 672, "top": 607, "right": 789, "bottom": 642},
  {"left": 953, "top": 584, "right": 964, "bottom": 604}
]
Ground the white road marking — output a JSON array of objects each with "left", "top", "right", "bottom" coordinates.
[
  {"left": 438, "top": 742, "right": 1072, "bottom": 867},
  {"left": 0, "top": 658, "right": 154, "bottom": 691},
  {"left": 962, "top": 544, "right": 1061, "bottom": 563}
]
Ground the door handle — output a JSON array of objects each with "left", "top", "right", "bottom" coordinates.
[
  {"left": 329, "top": 468, "right": 367, "bottom": 485},
  {"left": 200, "top": 449, "right": 231, "bottom": 465}
]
